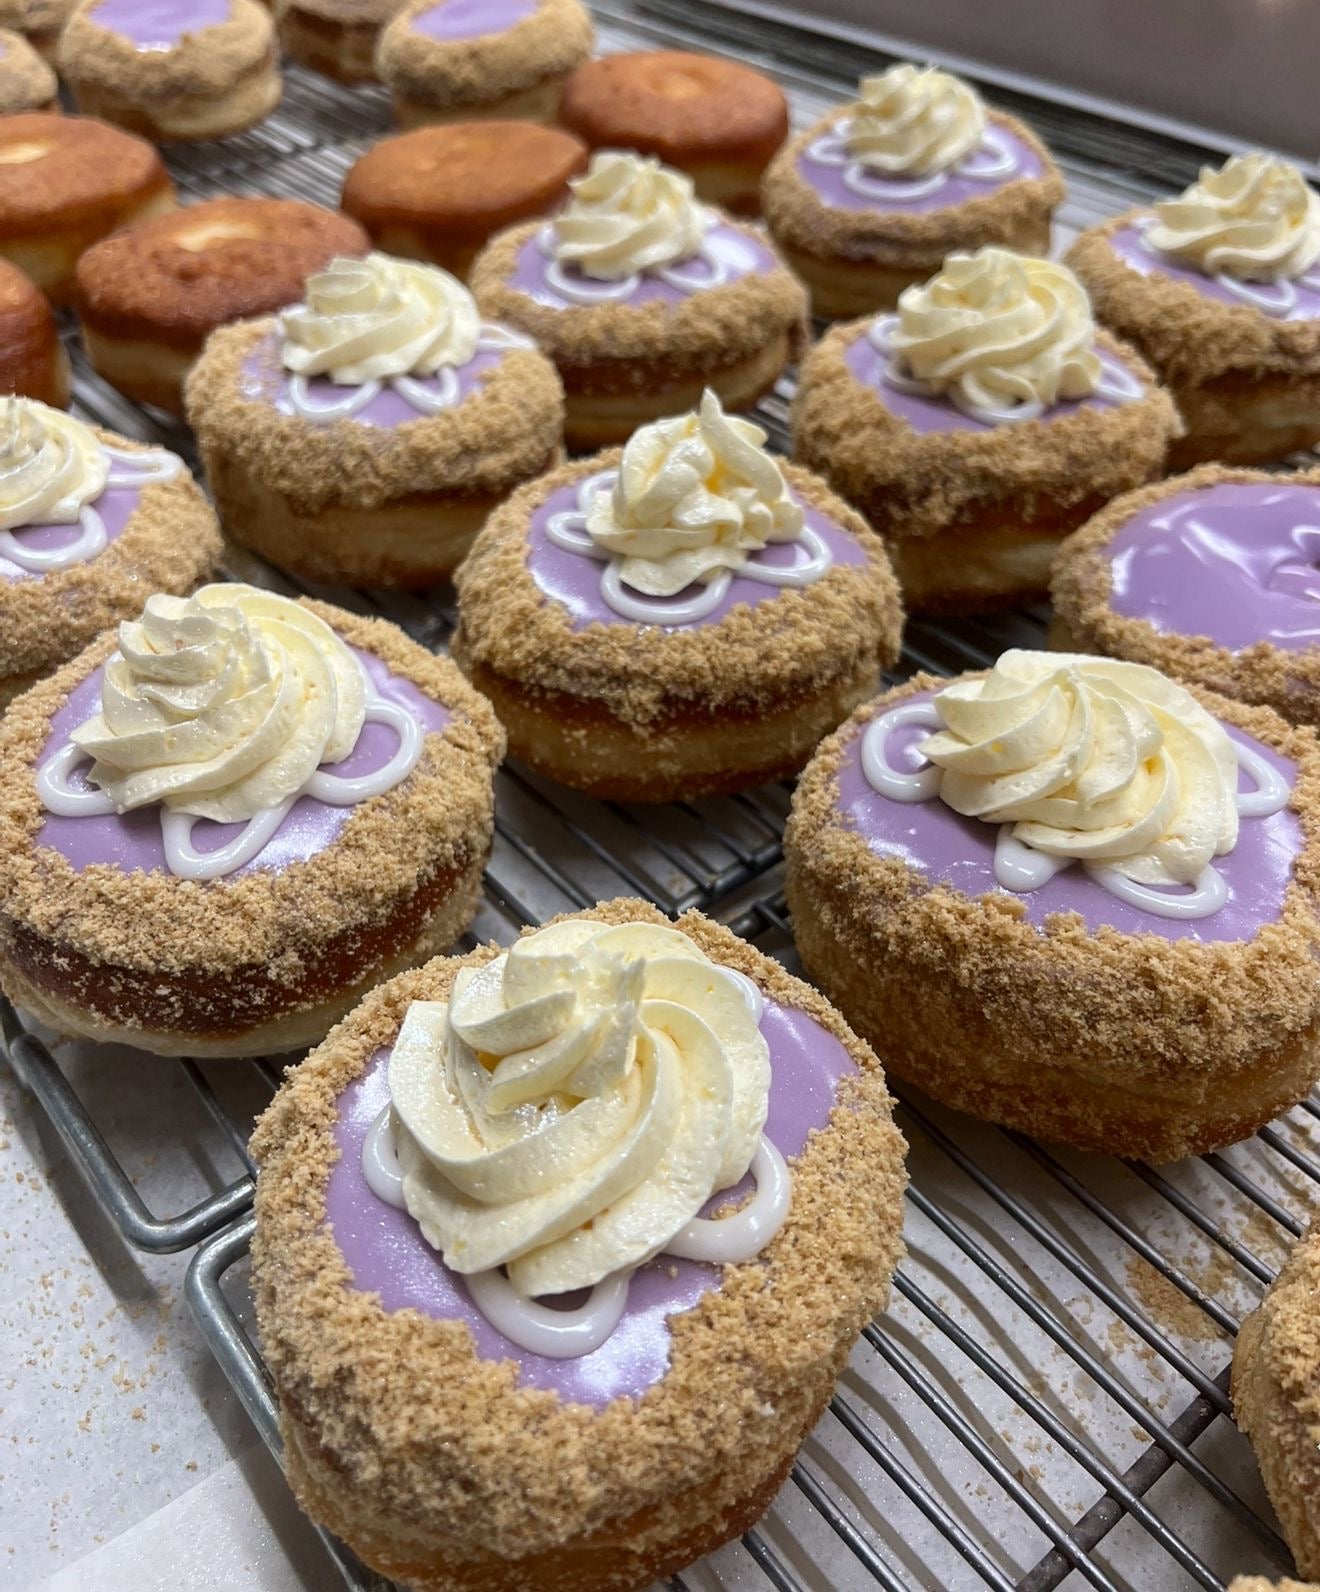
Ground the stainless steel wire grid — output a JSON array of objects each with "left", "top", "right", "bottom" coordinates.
[{"left": 1, "top": 2, "right": 1318, "bottom": 1588}]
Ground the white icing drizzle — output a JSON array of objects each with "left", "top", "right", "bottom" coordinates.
[
  {"left": 665, "top": 1138, "right": 791, "bottom": 1263},
  {"left": 36, "top": 661, "right": 424, "bottom": 882},
  {"left": 866, "top": 315, "right": 1145, "bottom": 424},
  {"left": 362, "top": 1106, "right": 406, "bottom": 1207},
  {"left": 858, "top": 699, "right": 1291, "bottom": 920},
  {"left": 0, "top": 442, "right": 182, "bottom": 577},
  {"left": 464, "top": 1266, "right": 632, "bottom": 1359},
  {"left": 543, "top": 469, "right": 834, "bottom": 625},
  {"left": 1134, "top": 213, "right": 1320, "bottom": 319},
  {"left": 533, "top": 213, "right": 732, "bottom": 305},
  {"left": 804, "top": 120, "right": 1021, "bottom": 203},
  {"left": 277, "top": 323, "right": 532, "bottom": 423}
]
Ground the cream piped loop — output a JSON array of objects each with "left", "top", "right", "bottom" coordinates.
[
  {"left": 847, "top": 64, "right": 986, "bottom": 176},
  {"left": 857, "top": 652, "right": 1291, "bottom": 920},
  {"left": 879, "top": 249, "right": 1107, "bottom": 421},
  {"left": 550, "top": 150, "right": 706, "bottom": 282},
  {"left": 1145, "top": 152, "right": 1320, "bottom": 283}
]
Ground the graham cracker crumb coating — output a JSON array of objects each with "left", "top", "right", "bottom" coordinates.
[
  {"left": 762, "top": 110, "right": 1063, "bottom": 268},
  {"left": 1067, "top": 212, "right": 1320, "bottom": 387},
  {"left": 470, "top": 218, "right": 808, "bottom": 379},
  {"left": 1234, "top": 1221, "right": 1320, "bottom": 1579},
  {"left": 0, "top": 601, "right": 504, "bottom": 1037},
  {"left": 250, "top": 897, "right": 907, "bottom": 1587},
  {"left": 0, "top": 430, "right": 222, "bottom": 688},
  {"left": 59, "top": 0, "right": 275, "bottom": 102},
  {"left": 377, "top": 0, "right": 592, "bottom": 112},
  {"left": 451, "top": 451, "right": 903, "bottom": 730},
  {"left": 791, "top": 321, "right": 1181, "bottom": 540},
  {"left": 1229, "top": 1580, "right": 1320, "bottom": 1592},
  {"left": 0, "top": 28, "right": 56, "bottom": 110},
  {"left": 1051, "top": 464, "right": 1320, "bottom": 731},
  {"left": 785, "top": 673, "right": 1320, "bottom": 1161},
  {"left": 185, "top": 316, "right": 565, "bottom": 512}
]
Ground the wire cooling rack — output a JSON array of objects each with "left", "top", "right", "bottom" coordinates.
[{"left": 2, "top": 2, "right": 1318, "bottom": 1588}]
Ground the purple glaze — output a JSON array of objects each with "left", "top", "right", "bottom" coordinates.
[
  {"left": 795, "top": 121, "right": 1042, "bottom": 217},
  {"left": 88, "top": 0, "right": 233, "bottom": 49},
  {"left": 410, "top": 0, "right": 536, "bottom": 41},
  {"left": 35, "top": 648, "right": 450, "bottom": 877},
  {"left": 0, "top": 483, "right": 144, "bottom": 584},
  {"left": 835, "top": 687, "right": 1301, "bottom": 943},
  {"left": 1107, "top": 481, "right": 1320, "bottom": 655},
  {"left": 238, "top": 330, "right": 507, "bottom": 430},
  {"left": 842, "top": 329, "right": 1142, "bottom": 435},
  {"left": 326, "top": 993, "right": 856, "bottom": 1406},
  {"left": 1109, "top": 221, "right": 1320, "bottom": 322},
  {"left": 508, "top": 221, "right": 777, "bottom": 311},
  {"left": 526, "top": 482, "right": 868, "bottom": 630}
]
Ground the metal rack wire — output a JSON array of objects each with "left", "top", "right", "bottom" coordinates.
[{"left": 2, "top": 1, "right": 1318, "bottom": 1588}]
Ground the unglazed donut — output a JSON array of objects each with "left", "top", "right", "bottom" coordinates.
[
  {"left": 792, "top": 248, "right": 1181, "bottom": 613},
  {"left": 376, "top": 0, "right": 592, "bottom": 128},
  {"left": 0, "top": 587, "right": 503, "bottom": 1058},
  {"left": 341, "top": 121, "right": 587, "bottom": 280},
  {"left": 785, "top": 651, "right": 1320, "bottom": 1162},
  {"left": 0, "top": 0, "right": 76, "bottom": 61},
  {"left": 558, "top": 50, "right": 788, "bottom": 218},
  {"left": 58, "top": 0, "right": 283, "bottom": 143},
  {"left": 0, "top": 114, "right": 175, "bottom": 306},
  {"left": 1051, "top": 466, "right": 1320, "bottom": 732},
  {"left": 0, "top": 27, "right": 57, "bottom": 112},
  {"left": 186, "top": 253, "right": 564, "bottom": 589},
  {"left": 763, "top": 64, "right": 1063, "bottom": 319},
  {"left": 251, "top": 897, "right": 907, "bottom": 1592},
  {"left": 0, "top": 401, "right": 221, "bottom": 706},
  {"left": 472, "top": 150, "right": 807, "bottom": 451},
  {"left": 452, "top": 391, "right": 902, "bottom": 801},
  {"left": 75, "top": 198, "right": 369, "bottom": 416},
  {"left": 1233, "top": 1222, "right": 1320, "bottom": 1580},
  {"left": 0, "top": 260, "right": 69, "bottom": 406},
  {"left": 276, "top": 0, "right": 403, "bottom": 83},
  {"left": 1068, "top": 153, "right": 1320, "bottom": 469}
]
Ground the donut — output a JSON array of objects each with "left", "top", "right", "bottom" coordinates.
[
  {"left": 763, "top": 65, "right": 1064, "bottom": 318},
  {"left": 452, "top": 391, "right": 903, "bottom": 801},
  {"left": 1233, "top": 1222, "right": 1320, "bottom": 1580},
  {"left": 276, "top": 0, "right": 402, "bottom": 83},
  {"left": 0, "top": 114, "right": 175, "bottom": 306},
  {"left": 0, "top": 0, "right": 76, "bottom": 62},
  {"left": 185, "top": 253, "right": 564, "bottom": 588},
  {"left": 376, "top": 0, "right": 592, "bottom": 128},
  {"left": 0, "top": 260, "right": 69, "bottom": 406},
  {"left": 58, "top": 0, "right": 283, "bottom": 143},
  {"left": 75, "top": 197, "right": 369, "bottom": 416},
  {"left": 0, "top": 27, "right": 57, "bottom": 112},
  {"left": 471, "top": 150, "right": 807, "bottom": 451},
  {"left": 0, "top": 586, "right": 504, "bottom": 1057},
  {"left": 785, "top": 650, "right": 1320, "bottom": 1161},
  {"left": 341, "top": 120, "right": 587, "bottom": 280},
  {"left": 558, "top": 50, "right": 789, "bottom": 217},
  {"left": 250, "top": 898, "right": 906, "bottom": 1591},
  {"left": 792, "top": 249, "right": 1181, "bottom": 613},
  {"left": 1068, "top": 153, "right": 1320, "bottom": 468}
]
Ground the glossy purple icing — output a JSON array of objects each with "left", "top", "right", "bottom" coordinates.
[
  {"left": 526, "top": 482, "right": 868, "bottom": 630},
  {"left": 796, "top": 121, "right": 1042, "bottom": 217},
  {"left": 410, "top": 0, "right": 536, "bottom": 41},
  {"left": 326, "top": 993, "right": 856, "bottom": 1406},
  {"left": 835, "top": 687, "right": 1301, "bottom": 942},
  {"left": 35, "top": 648, "right": 449, "bottom": 877},
  {"left": 88, "top": 0, "right": 233, "bottom": 49},
  {"left": 0, "top": 483, "right": 144, "bottom": 584},
  {"left": 237, "top": 330, "right": 507, "bottom": 430},
  {"left": 842, "top": 330, "right": 1142, "bottom": 435},
  {"left": 1106, "top": 481, "right": 1320, "bottom": 655},
  {"left": 507, "top": 221, "right": 777, "bottom": 311},
  {"left": 1109, "top": 221, "right": 1320, "bottom": 322}
]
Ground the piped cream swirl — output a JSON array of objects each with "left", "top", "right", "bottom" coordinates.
[
  {"left": 1146, "top": 152, "right": 1320, "bottom": 282},
  {"left": 0, "top": 399, "right": 107, "bottom": 533},
  {"left": 552, "top": 150, "right": 706, "bottom": 281},
  {"left": 887, "top": 248, "right": 1102, "bottom": 416},
  {"left": 920, "top": 651, "right": 1240, "bottom": 887},
  {"left": 281, "top": 253, "right": 481, "bottom": 383},
  {"left": 847, "top": 63, "right": 985, "bottom": 176},
  {"left": 71, "top": 584, "right": 366, "bottom": 824},
  {"left": 388, "top": 919, "right": 772, "bottom": 1297},
  {"left": 584, "top": 389, "right": 804, "bottom": 596}
]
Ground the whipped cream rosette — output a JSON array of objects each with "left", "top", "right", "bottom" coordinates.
[
  {"left": 847, "top": 64, "right": 985, "bottom": 177},
  {"left": 552, "top": 150, "right": 706, "bottom": 281},
  {"left": 1146, "top": 152, "right": 1320, "bottom": 283}
]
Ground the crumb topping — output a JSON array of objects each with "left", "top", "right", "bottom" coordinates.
[{"left": 58, "top": 0, "right": 275, "bottom": 100}]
